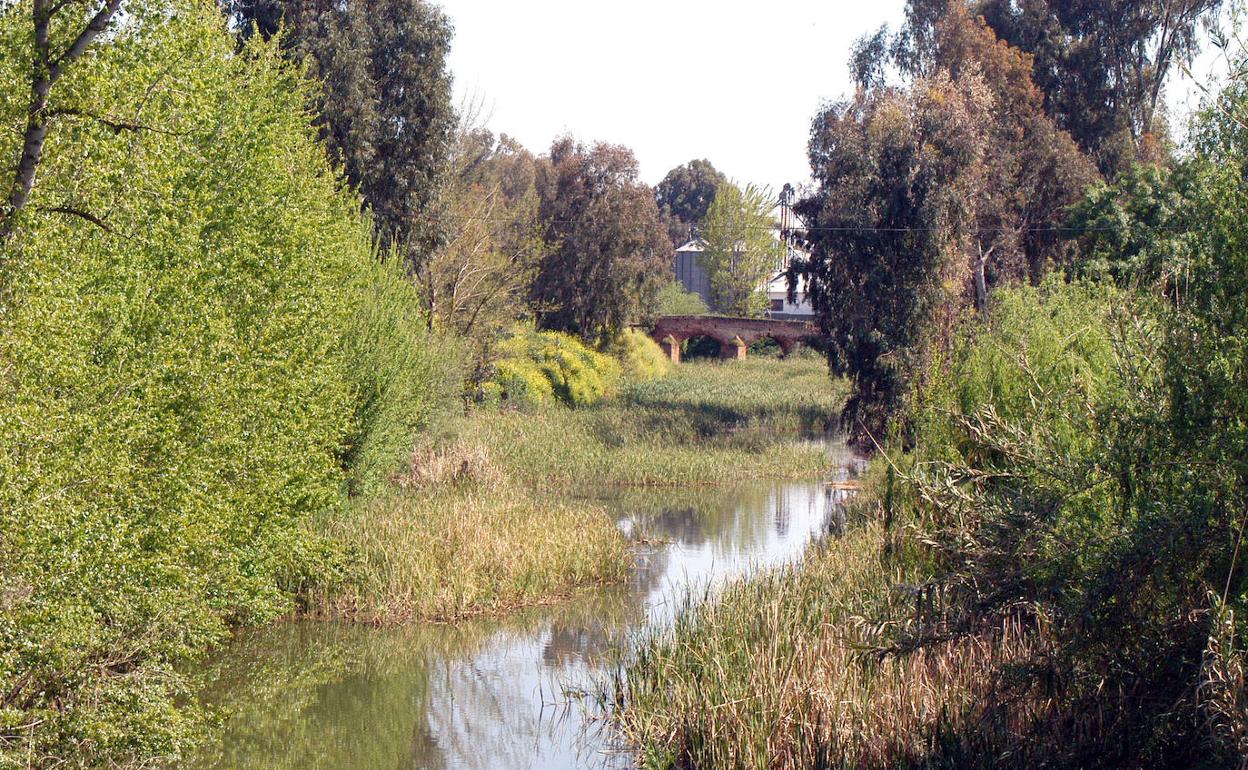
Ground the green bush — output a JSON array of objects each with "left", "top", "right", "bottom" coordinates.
[
  {"left": 486, "top": 327, "right": 620, "bottom": 408},
  {"left": 872, "top": 274, "right": 1243, "bottom": 763},
  {"left": 0, "top": 3, "right": 443, "bottom": 765},
  {"left": 341, "top": 255, "right": 462, "bottom": 496},
  {"left": 654, "top": 280, "right": 709, "bottom": 316},
  {"left": 608, "top": 328, "right": 672, "bottom": 382}
]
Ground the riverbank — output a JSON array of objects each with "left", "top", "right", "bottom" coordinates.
[
  {"left": 310, "top": 356, "right": 845, "bottom": 625},
  {"left": 192, "top": 477, "right": 847, "bottom": 769},
  {"left": 613, "top": 281, "right": 1248, "bottom": 768},
  {"left": 613, "top": 491, "right": 942, "bottom": 770}
]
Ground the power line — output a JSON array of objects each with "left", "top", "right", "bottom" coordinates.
[{"left": 451, "top": 215, "right": 1200, "bottom": 236}]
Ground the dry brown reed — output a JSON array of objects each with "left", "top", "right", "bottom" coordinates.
[
  {"left": 394, "top": 441, "right": 504, "bottom": 489},
  {"left": 616, "top": 520, "right": 1070, "bottom": 770}
]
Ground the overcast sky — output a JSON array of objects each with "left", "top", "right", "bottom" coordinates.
[{"left": 434, "top": 1, "right": 1228, "bottom": 190}]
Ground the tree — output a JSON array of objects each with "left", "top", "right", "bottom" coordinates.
[
  {"left": 796, "top": 6, "right": 1095, "bottom": 444},
  {"left": 654, "top": 158, "right": 728, "bottom": 246},
  {"left": 1066, "top": 161, "right": 1192, "bottom": 286},
  {"left": 654, "top": 281, "right": 710, "bottom": 316},
  {"left": 419, "top": 124, "right": 544, "bottom": 339},
  {"left": 698, "top": 181, "right": 784, "bottom": 317},
  {"left": 902, "top": 0, "right": 1225, "bottom": 175},
  {"left": 530, "top": 138, "right": 671, "bottom": 345},
  {"left": 0, "top": 0, "right": 127, "bottom": 245},
  {"left": 225, "top": 0, "right": 455, "bottom": 262},
  {"left": 0, "top": 1, "right": 439, "bottom": 760}
]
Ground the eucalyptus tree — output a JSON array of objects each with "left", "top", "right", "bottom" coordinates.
[
  {"left": 901, "top": 0, "right": 1226, "bottom": 174},
  {"left": 225, "top": 0, "right": 455, "bottom": 263},
  {"left": 798, "top": 5, "right": 1095, "bottom": 443},
  {"left": 531, "top": 138, "right": 671, "bottom": 344},
  {"left": 654, "top": 158, "right": 728, "bottom": 246}
]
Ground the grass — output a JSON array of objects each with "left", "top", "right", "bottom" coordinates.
[
  {"left": 308, "top": 443, "right": 628, "bottom": 624},
  {"left": 621, "top": 353, "right": 838, "bottom": 435},
  {"left": 310, "top": 483, "right": 628, "bottom": 624},
  {"left": 312, "top": 355, "right": 845, "bottom": 625},
  {"left": 613, "top": 472, "right": 1064, "bottom": 770},
  {"left": 464, "top": 356, "right": 845, "bottom": 488}
]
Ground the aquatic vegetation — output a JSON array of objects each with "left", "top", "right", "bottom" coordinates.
[
  {"left": 617, "top": 519, "right": 1055, "bottom": 770},
  {"left": 463, "top": 357, "right": 843, "bottom": 488},
  {"left": 317, "top": 356, "right": 845, "bottom": 625},
  {"left": 310, "top": 482, "right": 628, "bottom": 624},
  {"left": 616, "top": 276, "right": 1248, "bottom": 767}
]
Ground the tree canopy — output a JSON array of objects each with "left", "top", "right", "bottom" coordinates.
[
  {"left": 0, "top": 1, "right": 445, "bottom": 759},
  {"left": 654, "top": 158, "right": 728, "bottom": 246},
  {"left": 530, "top": 138, "right": 671, "bottom": 344},
  {"left": 226, "top": 0, "right": 456, "bottom": 262},
  {"left": 798, "top": 4, "right": 1096, "bottom": 443},
  {"left": 699, "top": 181, "right": 784, "bottom": 317},
  {"left": 420, "top": 126, "right": 544, "bottom": 340},
  {"left": 901, "top": 0, "right": 1224, "bottom": 175}
]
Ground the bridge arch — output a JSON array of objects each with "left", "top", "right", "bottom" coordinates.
[{"left": 651, "top": 316, "right": 818, "bottom": 364}]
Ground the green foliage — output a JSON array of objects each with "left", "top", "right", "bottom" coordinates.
[
  {"left": 468, "top": 357, "right": 841, "bottom": 488},
  {"left": 1066, "top": 162, "right": 1195, "bottom": 286},
  {"left": 911, "top": 279, "right": 1124, "bottom": 462},
  {"left": 227, "top": 0, "right": 456, "bottom": 262},
  {"left": 607, "top": 329, "right": 672, "bottom": 383},
  {"left": 487, "top": 327, "right": 621, "bottom": 409},
  {"left": 699, "top": 181, "right": 784, "bottom": 317},
  {"left": 965, "top": 0, "right": 1221, "bottom": 175},
  {"left": 340, "top": 255, "right": 462, "bottom": 496},
  {"left": 531, "top": 138, "right": 672, "bottom": 344},
  {"left": 797, "top": 7, "right": 1095, "bottom": 445},
  {"left": 654, "top": 158, "right": 728, "bottom": 246},
  {"left": 0, "top": 3, "right": 446, "bottom": 765},
  {"left": 620, "top": 13, "right": 1248, "bottom": 770},
  {"left": 654, "top": 280, "right": 710, "bottom": 316}
]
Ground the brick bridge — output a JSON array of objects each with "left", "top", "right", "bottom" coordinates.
[{"left": 650, "top": 315, "right": 819, "bottom": 363}]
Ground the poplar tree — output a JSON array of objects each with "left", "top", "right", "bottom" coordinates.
[{"left": 698, "top": 182, "right": 784, "bottom": 317}]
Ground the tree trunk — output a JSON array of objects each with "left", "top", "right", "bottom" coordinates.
[
  {"left": 974, "top": 246, "right": 990, "bottom": 319},
  {"left": 0, "top": 0, "right": 125, "bottom": 245}
]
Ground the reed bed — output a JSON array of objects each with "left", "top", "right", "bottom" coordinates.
[
  {"left": 314, "top": 356, "right": 843, "bottom": 625},
  {"left": 467, "top": 357, "right": 844, "bottom": 488},
  {"left": 615, "top": 519, "right": 1064, "bottom": 769},
  {"left": 311, "top": 481, "right": 628, "bottom": 623}
]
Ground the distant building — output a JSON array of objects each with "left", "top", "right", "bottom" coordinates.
[
  {"left": 673, "top": 238, "right": 814, "bottom": 319},
  {"left": 765, "top": 257, "right": 815, "bottom": 320},
  {"left": 673, "top": 238, "right": 712, "bottom": 307}
]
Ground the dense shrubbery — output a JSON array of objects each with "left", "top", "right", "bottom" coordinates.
[
  {"left": 0, "top": 3, "right": 445, "bottom": 765},
  {"left": 484, "top": 327, "right": 621, "bottom": 408},
  {"left": 341, "top": 256, "right": 462, "bottom": 496}
]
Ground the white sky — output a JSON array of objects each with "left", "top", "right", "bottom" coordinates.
[{"left": 435, "top": 1, "right": 1228, "bottom": 189}]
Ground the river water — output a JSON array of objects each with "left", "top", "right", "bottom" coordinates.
[{"left": 192, "top": 444, "right": 862, "bottom": 770}]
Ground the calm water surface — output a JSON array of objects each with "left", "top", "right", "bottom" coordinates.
[{"left": 192, "top": 444, "right": 863, "bottom": 770}]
